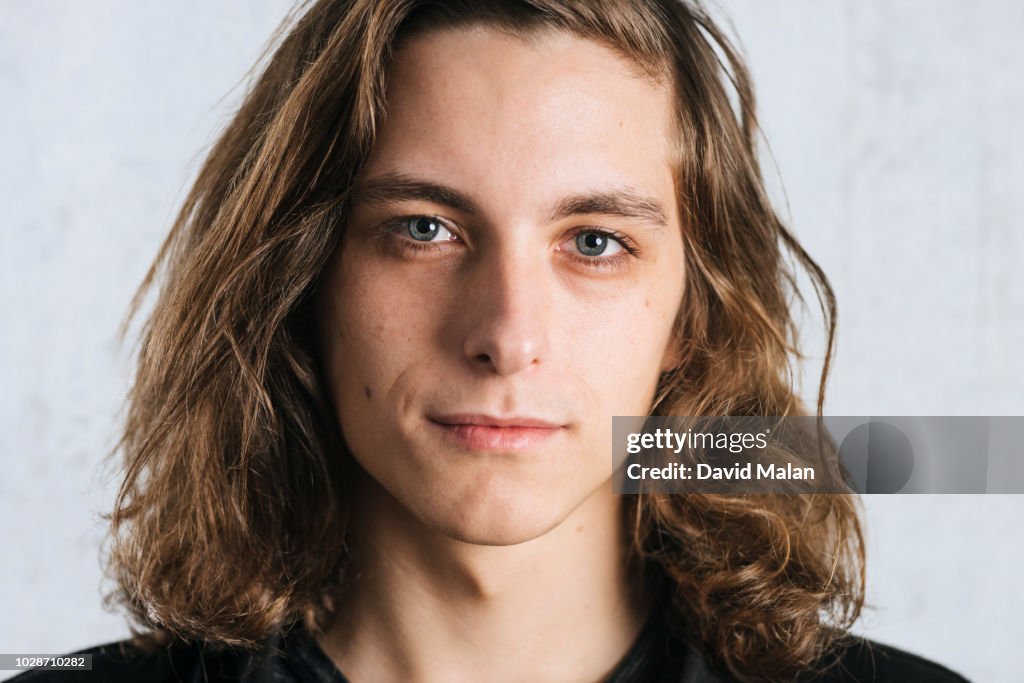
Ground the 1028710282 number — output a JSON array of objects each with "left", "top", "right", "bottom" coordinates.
[{"left": 3, "top": 655, "right": 91, "bottom": 671}]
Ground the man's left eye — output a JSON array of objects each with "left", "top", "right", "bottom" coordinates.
[{"left": 573, "top": 230, "right": 625, "bottom": 257}]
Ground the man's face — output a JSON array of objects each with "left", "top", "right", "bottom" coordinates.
[{"left": 317, "top": 26, "right": 685, "bottom": 545}]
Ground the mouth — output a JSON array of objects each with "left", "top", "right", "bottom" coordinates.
[{"left": 429, "top": 413, "right": 567, "bottom": 451}]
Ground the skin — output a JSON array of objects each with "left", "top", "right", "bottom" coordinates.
[{"left": 316, "top": 25, "right": 685, "bottom": 683}]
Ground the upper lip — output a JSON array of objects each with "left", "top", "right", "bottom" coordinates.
[{"left": 431, "top": 413, "right": 565, "bottom": 429}]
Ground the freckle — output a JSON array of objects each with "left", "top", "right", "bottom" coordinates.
[
  {"left": 364, "top": 386, "right": 372, "bottom": 399},
  {"left": 645, "top": 299, "right": 650, "bottom": 308},
  {"left": 576, "top": 525, "right": 584, "bottom": 533}
]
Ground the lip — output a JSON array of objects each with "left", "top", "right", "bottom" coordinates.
[
  {"left": 429, "top": 413, "right": 566, "bottom": 451},
  {"left": 432, "top": 413, "right": 565, "bottom": 429}
]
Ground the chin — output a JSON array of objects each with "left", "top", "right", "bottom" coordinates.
[
  {"left": 430, "top": 512, "right": 564, "bottom": 547},
  {"left": 413, "top": 479, "right": 585, "bottom": 547}
]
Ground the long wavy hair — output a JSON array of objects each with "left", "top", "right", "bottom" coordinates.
[{"left": 104, "top": 1, "right": 865, "bottom": 681}]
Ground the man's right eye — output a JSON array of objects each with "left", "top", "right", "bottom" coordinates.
[{"left": 398, "top": 216, "right": 457, "bottom": 243}]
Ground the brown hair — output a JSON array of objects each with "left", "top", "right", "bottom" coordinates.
[{"left": 105, "top": 1, "right": 864, "bottom": 681}]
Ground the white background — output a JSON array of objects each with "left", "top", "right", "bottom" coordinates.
[{"left": 1, "top": 2, "right": 1022, "bottom": 681}]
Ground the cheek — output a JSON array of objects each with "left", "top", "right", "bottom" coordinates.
[
  {"left": 323, "top": 254, "right": 441, "bottom": 403},
  {"left": 570, "top": 285, "right": 680, "bottom": 416}
]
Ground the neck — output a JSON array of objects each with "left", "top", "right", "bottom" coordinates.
[{"left": 317, "top": 471, "right": 650, "bottom": 683}]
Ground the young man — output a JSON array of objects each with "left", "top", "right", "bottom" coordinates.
[{"left": 15, "top": 1, "right": 966, "bottom": 681}]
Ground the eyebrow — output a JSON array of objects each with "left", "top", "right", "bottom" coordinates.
[
  {"left": 550, "top": 191, "right": 668, "bottom": 230},
  {"left": 352, "top": 172, "right": 669, "bottom": 231},
  {"left": 354, "top": 173, "right": 479, "bottom": 215}
]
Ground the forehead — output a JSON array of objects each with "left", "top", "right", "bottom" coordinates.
[{"left": 361, "top": 25, "right": 679, "bottom": 221}]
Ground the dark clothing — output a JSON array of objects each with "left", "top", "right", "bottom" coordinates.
[{"left": 9, "top": 606, "right": 968, "bottom": 683}]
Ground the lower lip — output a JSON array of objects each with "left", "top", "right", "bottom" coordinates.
[{"left": 431, "top": 421, "right": 564, "bottom": 451}]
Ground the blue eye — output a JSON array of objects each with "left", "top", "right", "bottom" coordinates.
[
  {"left": 404, "top": 216, "right": 453, "bottom": 242},
  {"left": 574, "top": 230, "right": 625, "bottom": 257}
]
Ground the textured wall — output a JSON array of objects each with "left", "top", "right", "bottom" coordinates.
[
  {"left": 725, "top": 5, "right": 1024, "bottom": 681},
  {"left": 1, "top": 2, "right": 1021, "bottom": 681}
]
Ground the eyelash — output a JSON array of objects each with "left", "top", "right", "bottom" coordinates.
[{"left": 373, "top": 215, "right": 642, "bottom": 273}]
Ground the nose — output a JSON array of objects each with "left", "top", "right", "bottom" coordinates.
[{"left": 459, "top": 243, "right": 551, "bottom": 376}]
